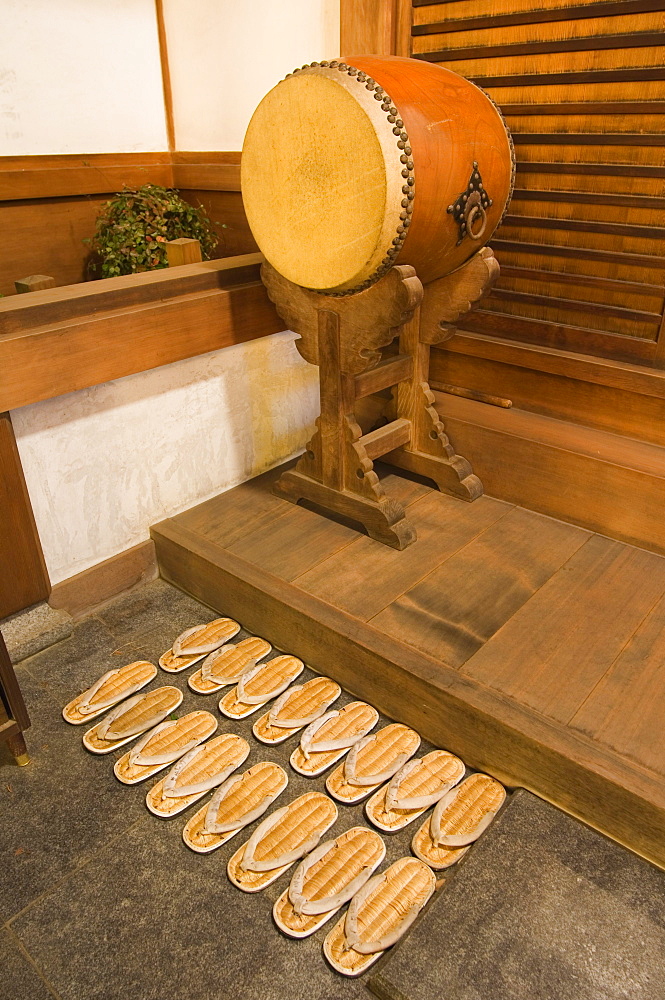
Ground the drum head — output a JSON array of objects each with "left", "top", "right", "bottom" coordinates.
[{"left": 241, "top": 66, "right": 406, "bottom": 292}]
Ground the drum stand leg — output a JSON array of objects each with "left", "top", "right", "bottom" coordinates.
[
  {"left": 383, "top": 304, "right": 482, "bottom": 501},
  {"left": 266, "top": 252, "right": 496, "bottom": 549},
  {"left": 275, "top": 308, "right": 418, "bottom": 549}
]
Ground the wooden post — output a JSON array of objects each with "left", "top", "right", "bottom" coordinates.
[
  {"left": 14, "top": 274, "right": 56, "bottom": 293},
  {"left": 165, "top": 238, "right": 202, "bottom": 267}
]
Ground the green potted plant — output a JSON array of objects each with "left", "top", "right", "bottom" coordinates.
[{"left": 86, "top": 183, "right": 218, "bottom": 278}]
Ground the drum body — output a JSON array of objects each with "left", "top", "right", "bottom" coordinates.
[{"left": 241, "top": 55, "right": 514, "bottom": 292}]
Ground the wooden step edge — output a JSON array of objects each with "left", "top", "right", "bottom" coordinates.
[
  {"left": 151, "top": 516, "right": 665, "bottom": 869},
  {"left": 435, "top": 393, "right": 665, "bottom": 479}
]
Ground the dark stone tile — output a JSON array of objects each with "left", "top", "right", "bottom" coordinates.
[
  {"left": 0, "top": 928, "right": 56, "bottom": 1000},
  {"left": 95, "top": 579, "right": 217, "bottom": 644},
  {"left": 11, "top": 810, "right": 374, "bottom": 1000},
  {"left": 19, "top": 616, "right": 119, "bottom": 708},
  {"left": 0, "top": 668, "right": 145, "bottom": 921},
  {"left": 369, "top": 790, "right": 665, "bottom": 1000}
]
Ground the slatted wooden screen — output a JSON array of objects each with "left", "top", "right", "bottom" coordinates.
[{"left": 410, "top": 0, "right": 665, "bottom": 365}]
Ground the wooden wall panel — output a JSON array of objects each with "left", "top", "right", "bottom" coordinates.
[
  {"left": 409, "top": 0, "right": 665, "bottom": 365},
  {"left": 0, "top": 153, "right": 248, "bottom": 298},
  {"left": 0, "top": 412, "right": 50, "bottom": 618}
]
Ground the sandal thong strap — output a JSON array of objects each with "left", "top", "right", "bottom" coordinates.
[
  {"left": 203, "top": 773, "right": 282, "bottom": 835},
  {"left": 267, "top": 685, "right": 333, "bottom": 729},
  {"left": 300, "top": 711, "right": 370, "bottom": 760},
  {"left": 78, "top": 669, "right": 127, "bottom": 715},
  {"left": 344, "top": 873, "right": 424, "bottom": 955},
  {"left": 97, "top": 694, "right": 166, "bottom": 741},
  {"left": 240, "top": 805, "right": 323, "bottom": 872},
  {"left": 385, "top": 758, "right": 458, "bottom": 812},
  {"left": 173, "top": 622, "right": 232, "bottom": 657},
  {"left": 236, "top": 662, "right": 295, "bottom": 705},
  {"left": 344, "top": 736, "right": 413, "bottom": 788},
  {"left": 288, "top": 839, "right": 376, "bottom": 915},
  {"left": 163, "top": 746, "right": 243, "bottom": 798},
  {"left": 430, "top": 785, "right": 499, "bottom": 847},
  {"left": 128, "top": 721, "right": 200, "bottom": 766}
]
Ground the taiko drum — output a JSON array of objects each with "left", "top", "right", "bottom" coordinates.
[{"left": 241, "top": 55, "right": 514, "bottom": 293}]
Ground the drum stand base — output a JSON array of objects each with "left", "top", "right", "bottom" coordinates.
[{"left": 263, "top": 249, "right": 498, "bottom": 549}]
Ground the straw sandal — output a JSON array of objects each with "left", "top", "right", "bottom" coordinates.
[
  {"left": 188, "top": 637, "right": 272, "bottom": 694},
  {"left": 114, "top": 710, "right": 217, "bottom": 785},
  {"left": 326, "top": 724, "right": 421, "bottom": 805},
  {"left": 159, "top": 617, "right": 240, "bottom": 673},
  {"left": 82, "top": 686, "right": 183, "bottom": 755},
  {"left": 145, "top": 733, "right": 250, "bottom": 818},
  {"left": 63, "top": 660, "right": 157, "bottom": 725},
  {"left": 273, "top": 826, "right": 386, "bottom": 939},
  {"left": 290, "top": 701, "right": 380, "bottom": 778},
  {"left": 365, "top": 750, "right": 466, "bottom": 833},
  {"left": 323, "top": 857, "right": 436, "bottom": 977},
  {"left": 183, "top": 761, "right": 288, "bottom": 854},
  {"left": 218, "top": 655, "right": 304, "bottom": 720},
  {"left": 252, "top": 676, "right": 341, "bottom": 745},
  {"left": 411, "top": 772, "right": 506, "bottom": 870},
  {"left": 227, "top": 791, "right": 338, "bottom": 893}
]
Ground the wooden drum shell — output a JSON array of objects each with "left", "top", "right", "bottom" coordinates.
[
  {"left": 347, "top": 55, "right": 514, "bottom": 285},
  {"left": 241, "top": 55, "right": 514, "bottom": 291}
]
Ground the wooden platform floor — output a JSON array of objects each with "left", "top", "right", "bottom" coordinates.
[{"left": 152, "top": 462, "right": 665, "bottom": 868}]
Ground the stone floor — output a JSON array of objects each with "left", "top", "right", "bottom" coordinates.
[{"left": 2, "top": 579, "right": 664, "bottom": 1000}]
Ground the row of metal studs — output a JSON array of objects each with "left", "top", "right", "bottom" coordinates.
[{"left": 284, "top": 60, "right": 415, "bottom": 296}]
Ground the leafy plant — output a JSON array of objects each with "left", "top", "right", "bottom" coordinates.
[{"left": 86, "top": 184, "right": 218, "bottom": 278}]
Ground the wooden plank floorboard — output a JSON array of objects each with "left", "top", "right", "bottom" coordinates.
[
  {"left": 371, "top": 508, "right": 590, "bottom": 667},
  {"left": 225, "top": 500, "right": 359, "bottom": 581},
  {"left": 173, "top": 465, "right": 291, "bottom": 548},
  {"left": 296, "top": 491, "right": 511, "bottom": 620},
  {"left": 570, "top": 590, "right": 665, "bottom": 776},
  {"left": 463, "top": 534, "right": 665, "bottom": 725}
]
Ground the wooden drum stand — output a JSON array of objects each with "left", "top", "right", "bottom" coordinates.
[{"left": 263, "top": 246, "right": 498, "bottom": 550}]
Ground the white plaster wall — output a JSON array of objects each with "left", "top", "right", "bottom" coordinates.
[
  {"left": 12, "top": 334, "right": 319, "bottom": 584},
  {"left": 163, "top": 0, "right": 340, "bottom": 150},
  {"left": 8, "top": 0, "right": 338, "bottom": 585},
  {"left": 0, "top": 0, "right": 168, "bottom": 154}
]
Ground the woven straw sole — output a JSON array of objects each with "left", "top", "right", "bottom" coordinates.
[
  {"left": 145, "top": 733, "right": 250, "bottom": 818},
  {"left": 82, "top": 686, "right": 183, "bottom": 755},
  {"left": 290, "top": 702, "right": 379, "bottom": 777},
  {"left": 326, "top": 724, "right": 421, "bottom": 804},
  {"left": 218, "top": 655, "right": 304, "bottom": 720},
  {"left": 159, "top": 617, "right": 240, "bottom": 672},
  {"left": 188, "top": 637, "right": 271, "bottom": 694},
  {"left": 365, "top": 750, "right": 466, "bottom": 832},
  {"left": 63, "top": 661, "right": 157, "bottom": 724},
  {"left": 252, "top": 677, "right": 341, "bottom": 745},
  {"left": 323, "top": 857, "right": 436, "bottom": 977},
  {"left": 411, "top": 772, "right": 506, "bottom": 870},
  {"left": 183, "top": 761, "right": 288, "bottom": 854},
  {"left": 227, "top": 792, "right": 338, "bottom": 893},
  {"left": 273, "top": 826, "right": 386, "bottom": 939},
  {"left": 114, "top": 711, "right": 217, "bottom": 785}
]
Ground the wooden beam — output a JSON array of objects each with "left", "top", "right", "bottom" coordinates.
[
  {"left": 340, "top": 0, "right": 410, "bottom": 55},
  {"left": 49, "top": 539, "right": 157, "bottom": 619},
  {"left": 0, "top": 152, "right": 173, "bottom": 201},
  {"left": 0, "top": 255, "right": 283, "bottom": 411},
  {"left": 0, "top": 412, "right": 50, "bottom": 617},
  {"left": 437, "top": 331, "right": 665, "bottom": 399}
]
